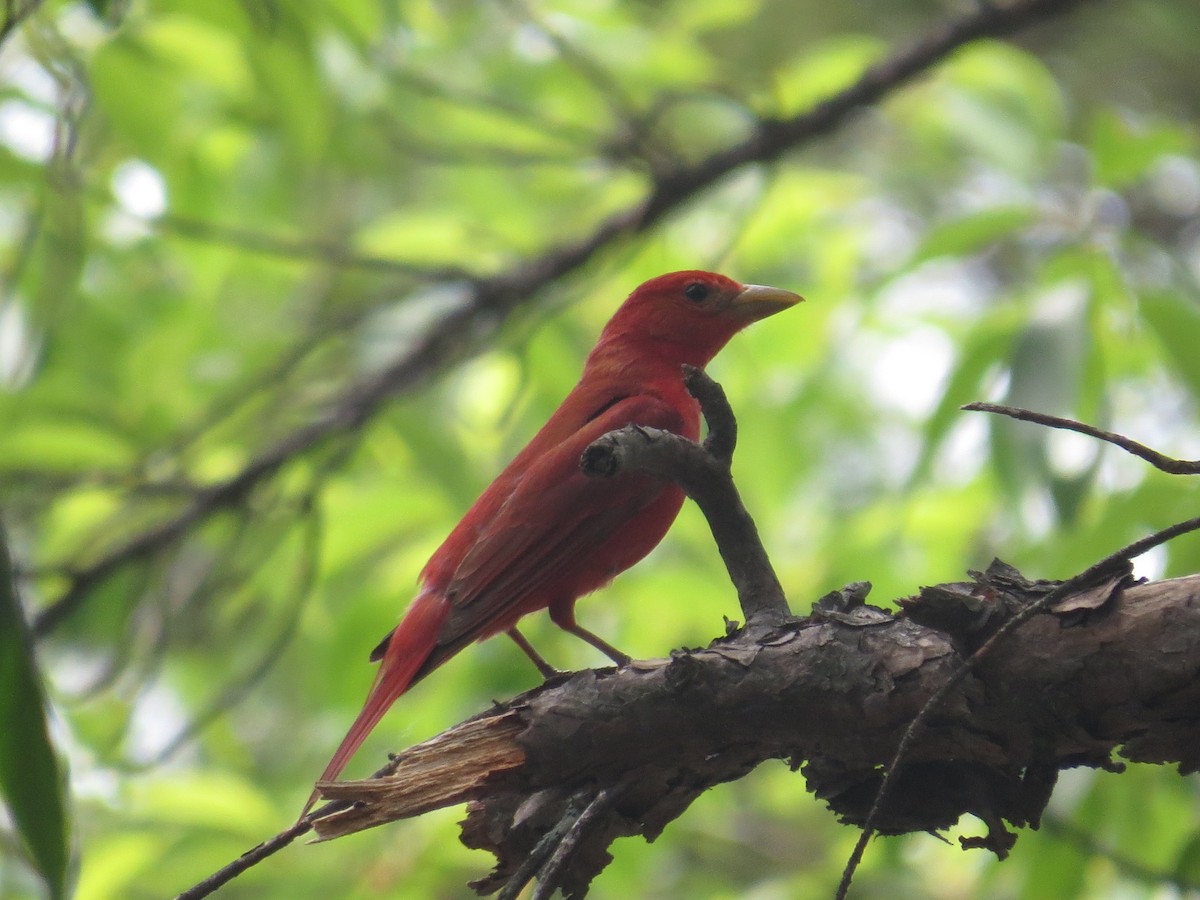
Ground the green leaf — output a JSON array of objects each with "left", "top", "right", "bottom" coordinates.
[
  {"left": 770, "top": 35, "right": 885, "bottom": 115},
  {"left": 1089, "top": 108, "right": 1193, "bottom": 188},
  {"left": 0, "top": 524, "right": 69, "bottom": 900},
  {"left": 912, "top": 206, "right": 1034, "bottom": 264},
  {"left": 1139, "top": 291, "right": 1200, "bottom": 402},
  {"left": 1174, "top": 831, "right": 1200, "bottom": 886},
  {"left": 909, "top": 316, "right": 1019, "bottom": 487}
]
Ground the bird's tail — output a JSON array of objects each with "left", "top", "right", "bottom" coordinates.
[{"left": 301, "top": 588, "right": 449, "bottom": 817}]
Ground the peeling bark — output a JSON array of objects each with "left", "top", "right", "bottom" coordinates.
[{"left": 312, "top": 567, "right": 1200, "bottom": 896}]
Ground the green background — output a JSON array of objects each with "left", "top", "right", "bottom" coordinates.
[{"left": 2, "top": 0, "right": 1199, "bottom": 897}]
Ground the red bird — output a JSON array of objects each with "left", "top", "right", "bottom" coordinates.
[{"left": 307, "top": 271, "right": 800, "bottom": 810}]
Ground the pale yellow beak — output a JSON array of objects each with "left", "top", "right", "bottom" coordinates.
[{"left": 731, "top": 283, "right": 804, "bottom": 321}]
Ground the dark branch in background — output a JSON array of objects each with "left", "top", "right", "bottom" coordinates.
[
  {"left": 963, "top": 401, "right": 1200, "bottom": 475},
  {"left": 580, "top": 367, "right": 790, "bottom": 624},
  {"left": 31, "top": 0, "right": 1094, "bottom": 638},
  {"left": 633, "top": 0, "right": 1093, "bottom": 223}
]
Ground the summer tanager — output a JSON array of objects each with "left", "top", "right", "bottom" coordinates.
[{"left": 307, "top": 270, "right": 800, "bottom": 811}]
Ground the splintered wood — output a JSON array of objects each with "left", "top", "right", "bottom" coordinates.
[{"left": 311, "top": 711, "right": 526, "bottom": 840}]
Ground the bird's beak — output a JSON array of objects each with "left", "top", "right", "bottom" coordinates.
[{"left": 731, "top": 283, "right": 804, "bottom": 321}]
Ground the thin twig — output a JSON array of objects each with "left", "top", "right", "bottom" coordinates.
[
  {"left": 176, "top": 750, "right": 409, "bottom": 900},
  {"left": 495, "top": 792, "right": 589, "bottom": 900},
  {"left": 963, "top": 402, "right": 1200, "bottom": 475},
  {"left": 173, "top": 817, "right": 315, "bottom": 900},
  {"left": 835, "top": 514, "right": 1200, "bottom": 900},
  {"left": 531, "top": 783, "right": 630, "bottom": 900}
]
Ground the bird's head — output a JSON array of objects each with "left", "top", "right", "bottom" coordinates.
[{"left": 597, "top": 270, "right": 803, "bottom": 368}]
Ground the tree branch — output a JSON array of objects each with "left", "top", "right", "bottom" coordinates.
[
  {"left": 297, "top": 568, "right": 1200, "bottom": 898},
  {"left": 304, "top": 388, "right": 1199, "bottom": 898},
  {"left": 836, "top": 515, "right": 1200, "bottom": 899},
  {"left": 827, "top": 399, "right": 1200, "bottom": 897},
  {"left": 579, "top": 366, "right": 789, "bottom": 624},
  {"left": 963, "top": 401, "right": 1200, "bottom": 475}
]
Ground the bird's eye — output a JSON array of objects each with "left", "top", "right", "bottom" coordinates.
[{"left": 683, "top": 282, "right": 709, "bottom": 303}]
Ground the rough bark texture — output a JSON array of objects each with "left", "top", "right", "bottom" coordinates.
[{"left": 312, "top": 566, "right": 1200, "bottom": 896}]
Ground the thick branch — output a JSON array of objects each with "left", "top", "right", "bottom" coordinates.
[
  {"left": 635, "top": 0, "right": 1093, "bottom": 227},
  {"left": 309, "top": 570, "right": 1200, "bottom": 895}
]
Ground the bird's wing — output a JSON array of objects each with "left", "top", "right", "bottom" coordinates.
[{"left": 436, "top": 393, "right": 688, "bottom": 646}]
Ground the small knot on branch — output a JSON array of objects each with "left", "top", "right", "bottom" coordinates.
[{"left": 573, "top": 427, "right": 652, "bottom": 482}]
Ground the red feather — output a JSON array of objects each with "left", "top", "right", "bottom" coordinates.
[{"left": 305, "top": 271, "right": 800, "bottom": 813}]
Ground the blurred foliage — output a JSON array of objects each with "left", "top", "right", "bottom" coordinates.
[
  {"left": 1, "top": 0, "right": 1199, "bottom": 898},
  {"left": 0, "top": 526, "right": 67, "bottom": 900}
]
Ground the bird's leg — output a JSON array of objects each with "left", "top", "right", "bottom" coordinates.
[
  {"left": 563, "top": 623, "right": 632, "bottom": 667},
  {"left": 548, "top": 606, "right": 631, "bottom": 667},
  {"left": 507, "top": 627, "right": 561, "bottom": 680}
]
